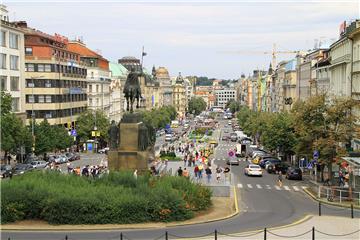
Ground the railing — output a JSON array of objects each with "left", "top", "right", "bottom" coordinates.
[
  {"left": 5, "top": 227, "right": 360, "bottom": 240},
  {"left": 318, "top": 186, "right": 360, "bottom": 205}
]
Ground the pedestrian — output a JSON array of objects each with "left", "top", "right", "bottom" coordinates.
[
  {"left": 216, "top": 166, "right": 222, "bottom": 183},
  {"left": 133, "top": 169, "right": 138, "bottom": 180},
  {"left": 183, "top": 168, "right": 189, "bottom": 178},
  {"left": 205, "top": 166, "right": 212, "bottom": 184},
  {"left": 198, "top": 164, "right": 203, "bottom": 179},
  {"left": 177, "top": 166, "right": 183, "bottom": 177},
  {"left": 183, "top": 155, "right": 187, "bottom": 167},
  {"left": 194, "top": 165, "right": 199, "bottom": 179},
  {"left": 278, "top": 172, "right": 283, "bottom": 187}
]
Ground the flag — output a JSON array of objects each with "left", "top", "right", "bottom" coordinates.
[{"left": 142, "top": 52, "right": 147, "bottom": 56}]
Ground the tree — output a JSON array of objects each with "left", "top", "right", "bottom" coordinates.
[
  {"left": 226, "top": 100, "right": 241, "bottom": 113},
  {"left": 292, "top": 95, "right": 358, "bottom": 181},
  {"left": 34, "top": 119, "right": 54, "bottom": 156},
  {"left": 188, "top": 97, "right": 207, "bottom": 115},
  {"left": 1, "top": 91, "right": 12, "bottom": 116},
  {"left": 76, "top": 110, "right": 110, "bottom": 143}
]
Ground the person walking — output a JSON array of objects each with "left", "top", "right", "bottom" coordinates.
[
  {"left": 216, "top": 166, "right": 222, "bottom": 183},
  {"left": 194, "top": 165, "right": 199, "bottom": 179},
  {"left": 205, "top": 166, "right": 212, "bottom": 184},
  {"left": 278, "top": 172, "right": 283, "bottom": 187},
  {"left": 177, "top": 166, "right": 183, "bottom": 177},
  {"left": 182, "top": 168, "right": 189, "bottom": 178}
]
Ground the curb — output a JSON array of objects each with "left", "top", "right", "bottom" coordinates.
[
  {"left": 1, "top": 186, "right": 239, "bottom": 232},
  {"left": 304, "top": 188, "right": 360, "bottom": 210}
]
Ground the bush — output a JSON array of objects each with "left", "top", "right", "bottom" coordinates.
[{"left": 1, "top": 171, "right": 212, "bottom": 224}]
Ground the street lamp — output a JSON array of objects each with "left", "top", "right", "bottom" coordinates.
[{"left": 30, "top": 75, "right": 44, "bottom": 154}]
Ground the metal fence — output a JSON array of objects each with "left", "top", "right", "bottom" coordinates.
[
  {"left": 318, "top": 186, "right": 360, "bottom": 205},
  {"left": 5, "top": 227, "right": 360, "bottom": 240}
]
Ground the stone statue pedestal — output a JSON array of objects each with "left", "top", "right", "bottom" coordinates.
[{"left": 108, "top": 114, "right": 153, "bottom": 172}]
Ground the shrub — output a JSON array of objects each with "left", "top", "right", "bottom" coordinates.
[{"left": 1, "top": 171, "right": 212, "bottom": 224}]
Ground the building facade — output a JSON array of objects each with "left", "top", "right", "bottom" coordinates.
[
  {"left": 68, "top": 40, "right": 111, "bottom": 118},
  {"left": 0, "top": 5, "right": 26, "bottom": 120},
  {"left": 173, "top": 72, "right": 187, "bottom": 117},
  {"left": 155, "top": 66, "right": 173, "bottom": 107},
  {"left": 109, "top": 62, "right": 128, "bottom": 122},
  {"left": 18, "top": 22, "right": 88, "bottom": 127},
  {"left": 214, "top": 88, "right": 236, "bottom": 109}
]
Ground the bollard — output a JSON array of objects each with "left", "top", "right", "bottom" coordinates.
[
  {"left": 351, "top": 204, "right": 354, "bottom": 219},
  {"left": 120, "top": 232, "right": 123, "bottom": 240},
  {"left": 318, "top": 202, "right": 321, "bottom": 216},
  {"left": 165, "top": 231, "right": 168, "bottom": 240},
  {"left": 264, "top": 228, "right": 267, "bottom": 240},
  {"left": 214, "top": 229, "right": 218, "bottom": 240},
  {"left": 65, "top": 235, "right": 68, "bottom": 240},
  {"left": 312, "top": 226, "right": 315, "bottom": 240}
]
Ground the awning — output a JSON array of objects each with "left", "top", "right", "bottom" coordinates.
[{"left": 341, "top": 157, "right": 360, "bottom": 167}]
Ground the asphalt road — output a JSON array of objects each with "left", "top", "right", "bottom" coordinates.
[{"left": 3, "top": 118, "right": 359, "bottom": 240}]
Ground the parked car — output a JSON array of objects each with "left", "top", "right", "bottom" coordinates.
[
  {"left": 222, "top": 135, "right": 229, "bottom": 141},
  {"left": 13, "top": 164, "right": 33, "bottom": 175},
  {"left": 267, "top": 162, "right": 290, "bottom": 174},
  {"left": 230, "top": 133, "right": 238, "bottom": 142},
  {"left": 54, "top": 155, "right": 69, "bottom": 164},
  {"left": 226, "top": 158, "right": 240, "bottom": 165},
  {"left": 264, "top": 159, "right": 282, "bottom": 169},
  {"left": 244, "top": 164, "right": 263, "bottom": 177},
  {"left": 0, "top": 165, "right": 13, "bottom": 178},
  {"left": 98, "top": 148, "right": 109, "bottom": 154},
  {"left": 286, "top": 167, "right": 303, "bottom": 180},
  {"left": 259, "top": 157, "right": 280, "bottom": 168},
  {"left": 30, "top": 160, "right": 48, "bottom": 169},
  {"left": 165, "top": 134, "right": 173, "bottom": 142}
]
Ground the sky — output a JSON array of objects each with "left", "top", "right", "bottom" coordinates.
[{"left": 5, "top": 0, "right": 359, "bottom": 79}]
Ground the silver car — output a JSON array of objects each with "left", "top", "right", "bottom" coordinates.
[{"left": 30, "top": 160, "right": 48, "bottom": 169}]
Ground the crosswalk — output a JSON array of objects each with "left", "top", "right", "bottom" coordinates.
[
  {"left": 237, "top": 183, "right": 307, "bottom": 192},
  {"left": 211, "top": 158, "right": 248, "bottom": 162}
]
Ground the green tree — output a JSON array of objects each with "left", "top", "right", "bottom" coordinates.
[
  {"left": 76, "top": 110, "right": 110, "bottom": 143},
  {"left": 34, "top": 119, "right": 54, "bottom": 156},
  {"left": 226, "top": 100, "right": 241, "bottom": 114},
  {"left": 52, "top": 125, "right": 74, "bottom": 151},
  {"left": 188, "top": 97, "right": 207, "bottom": 116},
  {"left": 1, "top": 91, "right": 12, "bottom": 116}
]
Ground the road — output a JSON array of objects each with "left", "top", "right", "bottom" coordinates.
[{"left": 2, "top": 118, "right": 359, "bottom": 240}]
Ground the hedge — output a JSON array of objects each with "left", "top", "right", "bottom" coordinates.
[{"left": 1, "top": 171, "right": 212, "bottom": 224}]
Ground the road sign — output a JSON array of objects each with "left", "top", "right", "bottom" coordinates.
[
  {"left": 307, "top": 162, "right": 313, "bottom": 169},
  {"left": 313, "top": 150, "right": 319, "bottom": 160},
  {"left": 71, "top": 129, "right": 77, "bottom": 136},
  {"left": 228, "top": 150, "right": 234, "bottom": 157}
]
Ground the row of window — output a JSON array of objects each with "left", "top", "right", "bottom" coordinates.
[
  {"left": 25, "top": 94, "right": 87, "bottom": 103},
  {"left": 0, "top": 75, "right": 20, "bottom": 91},
  {"left": 26, "top": 79, "right": 87, "bottom": 88},
  {"left": 25, "top": 63, "right": 87, "bottom": 75},
  {"left": 0, "top": 31, "right": 19, "bottom": 49},
  {"left": 26, "top": 107, "right": 87, "bottom": 119},
  {"left": 0, "top": 53, "right": 19, "bottom": 70}
]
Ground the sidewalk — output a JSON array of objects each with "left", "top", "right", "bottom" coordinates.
[{"left": 212, "top": 215, "right": 360, "bottom": 240}]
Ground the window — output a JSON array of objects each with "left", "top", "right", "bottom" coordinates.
[
  {"left": 89, "top": 85, "right": 92, "bottom": 92},
  {"left": 10, "top": 55, "right": 19, "bottom": 70},
  {"left": 45, "top": 80, "right": 51, "bottom": 88},
  {"left": 9, "top": 33, "right": 19, "bottom": 49},
  {"left": 45, "top": 64, "right": 51, "bottom": 72},
  {"left": 89, "top": 98, "right": 93, "bottom": 106},
  {"left": 25, "top": 63, "right": 34, "bottom": 72},
  {"left": 10, "top": 76, "right": 19, "bottom": 91},
  {"left": 11, "top": 98, "right": 19, "bottom": 112},
  {"left": 28, "top": 95, "right": 34, "bottom": 103},
  {"left": 38, "top": 95, "right": 44, "bottom": 103},
  {"left": 96, "top": 85, "right": 99, "bottom": 93},
  {"left": 0, "top": 53, "right": 6, "bottom": 69},
  {"left": 45, "top": 95, "right": 52, "bottom": 103},
  {"left": 96, "top": 98, "right": 99, "bottom": 106},
  {"left": 0, "top": 31, "right": 5, "bottom": 47},
  {"left": 0, "top": 76, "right": 7, "bottom": 91},
  {"left": 91, "top": 71, "right": 94, "bottom": 79},
  {"left": 25, "top": 47, "right": 33, "bottom": 55},
  {"left": 38, "top": 64, "right": 45, "bottom": 72}
]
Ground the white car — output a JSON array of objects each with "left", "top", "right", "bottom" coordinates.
[
  {"left": 30, "top": 160, "right": 48, "bottom": 169},
  {"left": 98, "top": 147, "right": 109, "bottom": 154},
  {"left": 244, "top": 164, "right": 263, "bottom": 177},
  {"left": 165, "top": 134, "right": 173, "bottom": 142}
]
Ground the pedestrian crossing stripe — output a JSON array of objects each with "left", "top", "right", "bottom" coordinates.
[
  {"left": 211, "top": 158, "right": 248, "bottom": 162},
  {"left": 236, "top": 184, "right": 308, "bottom": 192}
]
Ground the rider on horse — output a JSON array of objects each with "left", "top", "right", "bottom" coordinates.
[{"left": 123, "top": 67, "right": 142, "bottom": 112}]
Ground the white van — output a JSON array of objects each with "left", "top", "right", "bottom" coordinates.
[{"left": 235, "top": 144, "right": 242, "bottom": 157}]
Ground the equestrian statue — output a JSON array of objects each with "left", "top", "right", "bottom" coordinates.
[{"left": 123, "top": 67, "right": 143, "bottom": 112}]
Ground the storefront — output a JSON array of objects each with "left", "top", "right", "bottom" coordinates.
[{"left": 340, "top": 157, "right": 360, "bottom": 191}]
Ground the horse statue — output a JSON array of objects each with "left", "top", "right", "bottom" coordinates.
[{"left": 123, "top": 67, "right": 142, "bottom": 112}]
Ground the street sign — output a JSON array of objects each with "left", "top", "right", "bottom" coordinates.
[
  {"left": 307, "top": 162, "right": 313, "bottom": 169},
  {"left": 313, "top": 150, "right": 319, "bottom": 160},
  {"left": 71, "top": 129, "right": 77, "bottom": 136},
  {"left": 228, "top": 150, "right": 234, "bottom": 157}
]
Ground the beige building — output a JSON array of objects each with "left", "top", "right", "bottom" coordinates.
[
  {"left": 156, "top": 66, "right": 173, "bottom": 107},
  {"left": 173, "top": 72, "right": 187, "bottom": 117},
  {"left": 0, "top": 5, "right": 26, "bottom": 120},
  {"left": 109, "top": 62, "right": 128, "bottom": 122},
  {"left": 17, "top": 22, "right": 87, "bottom": 127}
]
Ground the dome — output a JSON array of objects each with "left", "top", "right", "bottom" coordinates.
[{"left": 156, "top": 67, "right": 170, "bottom": 78}]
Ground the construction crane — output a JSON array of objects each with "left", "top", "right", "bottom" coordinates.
[{"left": 222, "top": 43, "right": 304, "bottom": 68}]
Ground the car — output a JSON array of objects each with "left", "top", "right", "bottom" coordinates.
[
  {"left": 54, "top": 155, "right": 69, "bottom": 164},
  {"left": 0, "top": 165, "right": 13, "bottom": 178},
  {"left": 13, "top": 164, "right": 33, "bottom": 175},
  {"left": 98, "top": 147, "right": 109, "bottom": 154},
  {"left": 259, "top": 157, "right": 280, "bottom": 168},
  {"left": 267, "top": 162, "right": 290, "bottom": 174},
  {"left": 224, "top": 129, "right": 229, "bottom": 133},
  {"left": 244, "top": 164, "right": 263, "bottom": 176},
  {"left": 230, "top": 133, "right": 237, "bottom": 142},
  {"left": 208, "top": 139, "right": 218, "bottom": 147},
  {"left": 264, "top": 159, "right": 282, "bottom": 169},
  {"left": 222, "top": 135, "right": 229, "bottom": 141},
  {"left": 226, "top": 158, "right": 240, "bottom": 165},
  {"left": 30, "top": 160, "right": 48, "bottom": 169},
  {"left": 286, "top": 167, "right": 303, "bottom": 180},
  {"left": 165, "top": 134, "right": 173, "bottom": 142}
]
